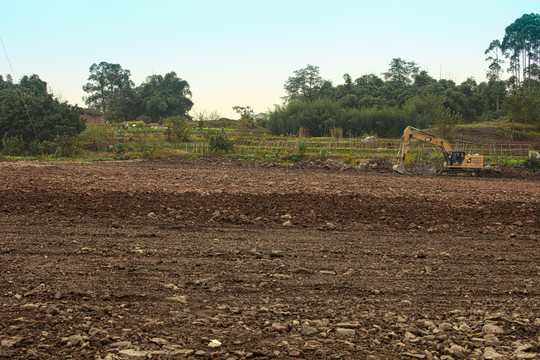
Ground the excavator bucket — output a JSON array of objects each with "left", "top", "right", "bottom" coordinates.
[{"left": 393, "top": 163, "right": 406, "bottom": 174}]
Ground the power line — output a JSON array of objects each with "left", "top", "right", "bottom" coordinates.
[{"left": 1, "top": 36, "right": 45, "bottom": 157}]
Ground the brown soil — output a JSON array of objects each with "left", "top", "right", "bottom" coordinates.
[{"left": 0, "top": 159, "right": 539, "bottom": 359}]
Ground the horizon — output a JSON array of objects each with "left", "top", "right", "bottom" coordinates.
[{"left": 2, "top": 1, "right": 539, "bottom": 118}]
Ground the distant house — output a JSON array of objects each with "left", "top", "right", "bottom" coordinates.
[{"left": 251, "top": 113, "right": 269, "bottom": 122}]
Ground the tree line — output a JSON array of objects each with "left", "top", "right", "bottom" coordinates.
[
  {"left": 269, "top": 13, "right": 540, "bottom": 138},
  {"left": 0, "top": 61, "right": 194, "bottom": 155},
  {"left": 1, "top": 13, "right": 539, "bottom": 156}
]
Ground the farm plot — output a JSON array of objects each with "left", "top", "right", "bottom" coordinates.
[{"left": 0, "top": 159, "right": 539, "bottom": 359}]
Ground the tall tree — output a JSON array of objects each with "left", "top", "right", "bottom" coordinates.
[
  {"left": 382, "top": 58, "right": 419, "bottom": 84},
  {"left": 82, "top": 62, "right": 133, "bottom": 114},
  {"left": 501, "top": 13, "right": 540, "bottom": 88},
  {"left": 108, "top": 85, "right": 140, "bottom": 122},
  {"left": 485, "top": 40, "right": 505, "bottom": 81},
  {"left": 138, "top": 72, "right": 193, "bottom": 122},
  {"left": 485, "top": 40, "right": 506, "bottom": 112},
  {"left": 283, "top": 64, "right": 325, "bottom": 102}
]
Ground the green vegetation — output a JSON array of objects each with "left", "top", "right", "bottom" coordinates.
[
  {"left": 0, "top": 74, "right": 85, "bottom": 155},
  {"left": 0, "top": 14, "right": 538, "bottom": 174},
  {"left": 209, "top": 134, "right": 234, "bottom": 153},
  {"left": 164, "top": 116, "right": 191, "bottom": 143},
  {"left": 0, "top": 116, "right": 536, "bottom": 173},
  {"left": 83, "top": 62, "right": 193, "bottom": 123},
  {"left": 268, "top": 14, "right": 540, "bottom": 139}
]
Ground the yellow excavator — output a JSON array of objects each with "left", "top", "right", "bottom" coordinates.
[{"left": 393, "top": 126, "right": 483, "bottom": 175}]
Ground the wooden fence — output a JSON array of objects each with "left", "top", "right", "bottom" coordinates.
[
  {"left": 177, "top": 138, "right": 532, "bottom": 158},
  {"left": 451, "top": 139, "right": 532, "bottom": 157}
]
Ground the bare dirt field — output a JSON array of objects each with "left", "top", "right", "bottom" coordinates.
[{"left": 0, "top": 158, "right": 539, "bottom": 359}]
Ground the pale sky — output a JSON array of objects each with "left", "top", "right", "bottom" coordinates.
[{"left": 1, "top": 1, "right": 538, "bottom": 119}]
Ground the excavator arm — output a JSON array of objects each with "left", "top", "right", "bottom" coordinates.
[{"left": 394, "top": 126, "right": 453, "bottom": 174}]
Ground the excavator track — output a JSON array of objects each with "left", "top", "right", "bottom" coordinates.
[{"left": 436, "top": 169, "right": 477, "bottom": 177}]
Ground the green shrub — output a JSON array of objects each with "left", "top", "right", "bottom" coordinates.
[
  {"left": 165, "top": 116, "right": 191, "bottom": 143},
  {"left": 287, "top": 153, "right": 303, "bottom": 162},
  {"left": 29, "top": 140, "right": 57, "bottom": 155},
  {"left": 297, "top": 139, "right": 308, "bottom": 155},
  {"left": 114, "top": 143, "right": 131, "bottom": 159},
  {"left": 1, "top": 135, "right": 26, "bottom": 156},
  {"left": 53, "top": 134, "right": 82, "bottom": 158},
  {"left": 209, "top": 135, "right": 234, "bottom": 153},
  {"left": 79, "top": 125, "right": 115, "bottom": 152},
  {"left": 522, "top": 158, "right": 540, "bottom": 172},
  {"left": 143, "top": 145, "right": 156, "bottom": 158}
]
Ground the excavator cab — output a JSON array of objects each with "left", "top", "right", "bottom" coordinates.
[{"left": 447, "top": 151, "right": 466, "bottom": 167}]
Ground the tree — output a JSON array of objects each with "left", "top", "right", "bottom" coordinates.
[
  {"left": 193, "top": 109, "right": 221, "bottom": 122},
  {"left": 192, "top": 109, "right": 221, "bottom": 130},
  {"left": 283, "top": 64, "right": 325, "bottom": 102},
  {"left": 110, "top": 86, "right": 140, "bottom": 122},
  {"left": 501, "top": 13, "right": 540, "bottom": 88},
  {"left": 0, "top": 77, "right": 85, "bottom": 147},
  {"left": 382, "top": 58, "right": 419, "bottom": 84},
  {"left": 485, "top": 40, "right": 505, "bottom": 81},
  {"left": 233, "top": 105, "right": 254, "bottom": 117},
  {"left": 233, "top": 105, "right": 255, "bottom": 129},
  {"left": 164, "top": 115, "right": 191, "bottom": 142},
  {"left": 434, "top": 105, "right": 461, "bottom": 139},
  {"left": 413, "top": 70, "right": 436, "bottom": 88},
  {"left": 485, "top": 40, "right": 505, "bottom": 112},
  {"left": 138, "top": 72, "right": 193, "bottom": 122},
  {"left": 503, "top": 90, "right": 540, "bottom": 127},
  {"left": 20, "top": 74, "right": 48, "bottom": 95},
  {"left": 82, "top": 62, "right": 133, "bottom": 114}
]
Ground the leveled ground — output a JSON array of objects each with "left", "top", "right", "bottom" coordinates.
[{"left": 0, "top": 158, "right": 539, "bottom": 359}]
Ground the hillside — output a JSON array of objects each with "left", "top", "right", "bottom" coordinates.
[{"left": 454, "top": 120, "right": 540, "bottom": 148}]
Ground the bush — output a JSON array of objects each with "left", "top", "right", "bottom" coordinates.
[
  {"left": 344, "top": 154, "right": 358, "bottom": 165},
  {"left": 268, "top": 99, "right": 410, "bottom": 138},
  {"left": 114, "top": 143, "right": 129, "bottom": 159},
  {"left": 209, "top": 135, "right": 234, "bottom": 153},
  {"left": 29, "top": 140, "right": 57, "bottom": 155},
  {"left": 53, "top": 134, "right": 82, "bottom": 158},
  {"left": 0, "top": 86, "right": 85, "bottom": 144},
  {"left": 522, "top": 158, "right": 540, "bottom": 172},
  {"left": 1, "top": 135, "right": 26, "bottom": 155},
  {"left": 287, "top": 153, "right": 303, "bottom": 162},
  {"left": 297, "top": 139, "right": 308, "bottom": 155},
  {"left": 79, "top": 125, "right": 115, "bottom": 152},
  {"left": 164, "top": 116, "right": 191, "bottom": 143}
]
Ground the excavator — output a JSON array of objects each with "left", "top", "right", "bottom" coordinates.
[{"left": 393, "top": 126, "right": 483, "bottom": 175}]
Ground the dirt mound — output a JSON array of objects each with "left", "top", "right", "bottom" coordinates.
[
  {"left": 402, "top": 161, "right": 439, "bottom": 175},
  {"left": 479, "top": 164, "right": 540, "bottom": 179},
  {"left": 391, "top": 160, "right": 539, "bottom": 179}
]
